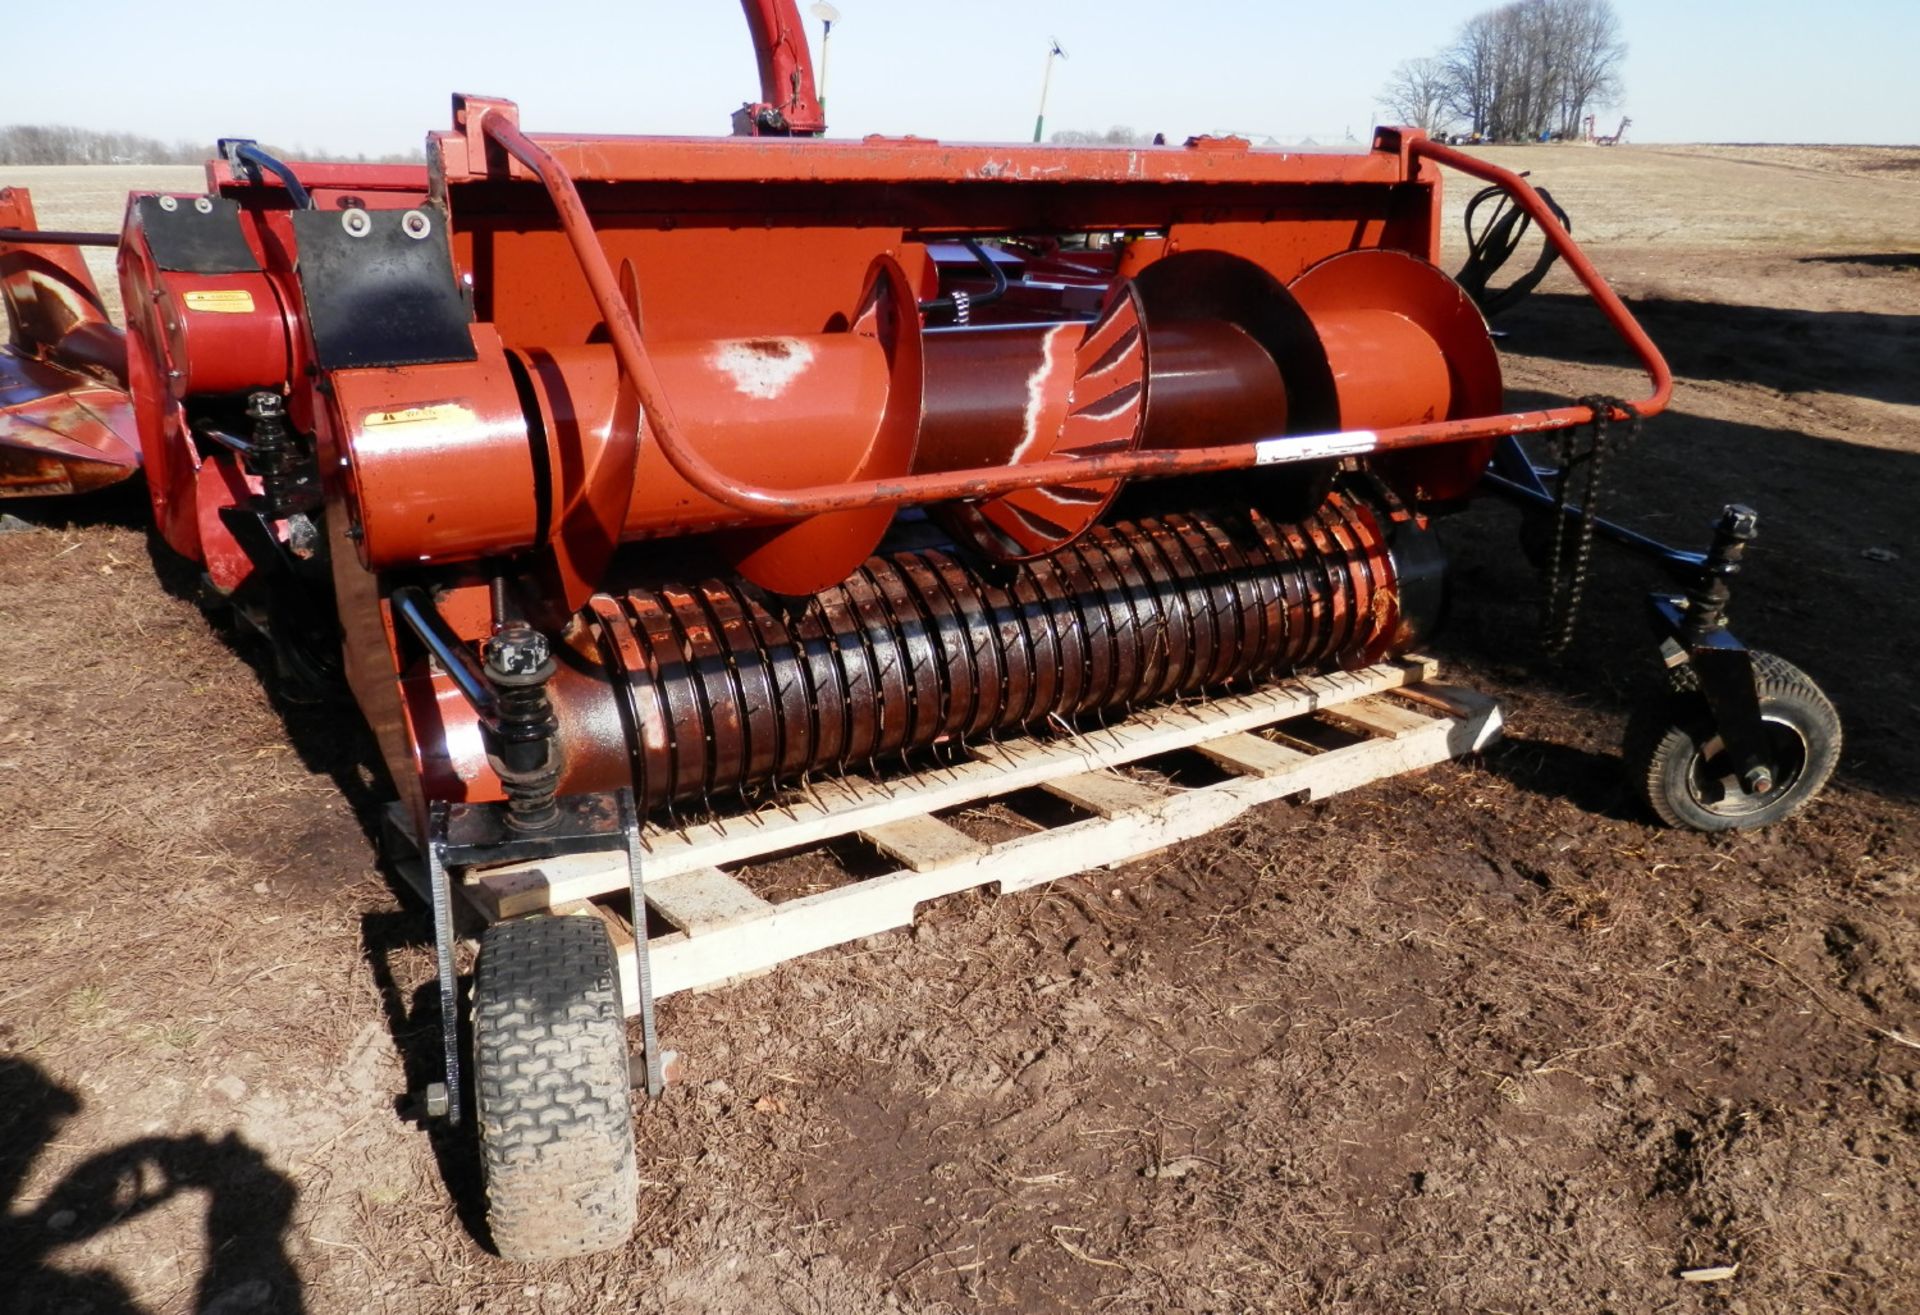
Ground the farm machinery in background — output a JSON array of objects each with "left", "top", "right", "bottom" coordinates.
[
  {"left": 1586, "top": 114, "right": 1633, "bottom": 145},
  {"left": 0, "top": 189, "right": 139, "bottom": 496},
  {"left": 0, "top": 0, "right": 1837, "bottom": 1260}
]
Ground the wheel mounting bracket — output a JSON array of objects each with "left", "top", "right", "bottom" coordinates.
[
  {"left": 1645, "top": 503, "right": 1775, "bottom": 794},
  {"left": 425, "top": 799, "right": 463, "bottom": 1126},
  {"left": 418, "top": 787, "right": 669, "bottom": 1123}
]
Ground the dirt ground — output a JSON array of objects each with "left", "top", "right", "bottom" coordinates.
[{"left": 2, "top": 143, "right": 1917, "bottom": 1314}]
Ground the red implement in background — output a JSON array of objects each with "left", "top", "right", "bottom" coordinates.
[{"left": 0, "top": 188, "right": 140, "bottom": 497}]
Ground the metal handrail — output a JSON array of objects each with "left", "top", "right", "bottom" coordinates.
[
  {"left": 478, "top": 111, "right": 1673, "bottom": 522},
  {"left": 1408, "top": 135, "right": 1672, "bottom": 418}
]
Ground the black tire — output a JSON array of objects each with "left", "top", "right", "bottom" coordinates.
[
  {"left": 1624, "top": 650, "right": 1841, "bottom": 832},
  {"left": 472, "top": 915, "right": 637, "bottom": 1261}
]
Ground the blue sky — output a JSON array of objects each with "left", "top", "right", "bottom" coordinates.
[{"left": 3, "top": 1, "right": 1912, "bottom": 153}]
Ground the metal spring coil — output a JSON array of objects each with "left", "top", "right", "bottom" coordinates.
[{"left": 587, "top": 490, "right": 1402, "bottom": 812}]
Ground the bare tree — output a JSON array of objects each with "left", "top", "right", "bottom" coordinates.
[
  {"left": 1549, "top": 0, "right": 1627, "bottom": 137},
  {"left": 1378, "top": 57, "right": 1455, "bottom": 135},
  {"left": 1049, "top": 126, "right": 1154, "bottom": 146},
  {"left": 1444, "top": 11, "right": 1502, "bottom": 138},
  {"left": 1430, "top": 0, "right": 1626, "bottom": 142},
  {"left": 0, "top": 125, "right": 424, "bottom": 167}
]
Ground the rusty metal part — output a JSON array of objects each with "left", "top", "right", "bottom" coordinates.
[
  {"left": 921, "top": 284, "right": 1147, "bottom": 562},
  {"left": 0, "top": 372, "right": 141, "bottom": 497},
  {"left": 568, "top": 490, "right": 1420, "bottom": 812},
  {"left": 0, "top": 188, "right": 141, "bottom": 497}
]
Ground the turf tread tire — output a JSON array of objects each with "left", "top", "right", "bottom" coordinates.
[
  {"left": 473, "top": 915, "right": 637, "bottom": 1261},
  {"left": 1624, "top": 650, "right": 1840, "bottom": 832}
]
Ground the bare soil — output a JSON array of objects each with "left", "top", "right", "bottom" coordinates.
[{"left": 3, "top": 144, "right": 1918, "bottom": 1314}]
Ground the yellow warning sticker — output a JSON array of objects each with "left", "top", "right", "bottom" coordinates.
[
  {"left": 363, "top": 402, "right": 472, "bottom": 429},
  {"left": 182, "top": 288, "right": 255, "bottom": 314}
]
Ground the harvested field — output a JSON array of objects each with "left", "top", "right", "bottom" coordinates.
[{"left": 3, "top": 143, "right": 1918, "bottom": 1314}]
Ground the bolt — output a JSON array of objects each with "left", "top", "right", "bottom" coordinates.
[
  {"left": 286, "top": 513, "right": 321, "bottom": 560},
  {"left": 421, "top": 1082, "right": 449, "bottom": 1119},
  {"left": 158, "top": 195, "right": 178, "bottom": 212},
  {"left": 1743, "top": 765, "right": 1775, "bottom": 795},
  {"left": 341, "top": 207, "right": 372, "bottom": 238},
  {"left": 401, "top": 209, "right": 432, "bottom": 240},
  {"left": 1718, "top": 503, "right": 1759, "bottom": 541},
  {"left": 484, "top": 621, "right": 551, "bottom": 678},
  {"left": 193, "top": 196, "right": 213, "bottom": 214},
  {"left": 246, "top": 390, "right": 286, "bottom": 423}
]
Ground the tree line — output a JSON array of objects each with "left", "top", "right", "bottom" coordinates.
[
  {"left": 1379, "top": 0, "right": 1626, "bottom": 142},
  {"left": 1050, "top": 126, "right": 1158, "bottom": 146},
  {"left": 0, "top": 124, "right": 421, "bottom": 167}
]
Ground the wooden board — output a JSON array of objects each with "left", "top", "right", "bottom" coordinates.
[
  {"left": 462, "top": 655, "right": 1441, "bottom": 921},
  {"left": 448, "top": 660, "right": 1501, "bottom": 1014}
]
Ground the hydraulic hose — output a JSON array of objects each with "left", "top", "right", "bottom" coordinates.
[
  {"left": 227, "top": 142, "right": 314, "bottom": 210},
  {"left": 919, "top": 237, "right": 1011, "bottom": 322},
  {"left": 1455, "top": 178, "right": 1570, "bottom": 317}
]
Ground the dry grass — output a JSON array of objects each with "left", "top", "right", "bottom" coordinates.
[{"left": 4, "top": 166, "right": 202, "bottom": 321}]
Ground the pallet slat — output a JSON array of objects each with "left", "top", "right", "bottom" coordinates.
[
  {"left": 1040, "top": 772, "right": 1165, "bottom": 818},
  {"left": 1194, "top": 731, "right": 1315, "bottom": 777},
  {"left": 644, "top": 867, "right": 771, "bottom": 934},
  {"left": 463, "top": 850, "right": 636, "bottom": 921},
  {"left": 859, "top": 816, "right": 987, "bottom": 871},
  {"left": 1324, "top": 694, "right": 1441, "bottom": 739}
]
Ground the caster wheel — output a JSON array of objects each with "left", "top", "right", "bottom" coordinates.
[
  {"left": 473, "top": 915, "right": 637, "bottom": 1260},
  {"left": 1624, "top": 650, "right": 1841, "bottom": 832}
]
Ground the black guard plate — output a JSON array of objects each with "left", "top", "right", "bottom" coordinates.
[
  {"left": 135, "top": 196, "right": 261, "bottom": 274},
  {"left": 291, "top": 203, "right": 476, "bottom": 371}
]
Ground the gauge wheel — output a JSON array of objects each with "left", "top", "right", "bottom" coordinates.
[
  {"left": 472, "top": 914, "right": 637, "bottom": 1261},
  {"left": 1624, "top": 650, "right": 1840, "bottom": 832}
]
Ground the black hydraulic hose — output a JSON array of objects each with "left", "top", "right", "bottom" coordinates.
[
  {"left": 0, "top": 227, "right": 118, "bottom": 247},
  {"left": 229, "top": 142, "right": 314, "bottom": 210},
  {"left": 392, "top": 586, "right": 498, "bottom": 719},
  {"left": 1455, "top": 177, "right": 1570, "bottom": 317},
  {"left": 918, "top": 238, "right": 1010, "bottom": 322}
]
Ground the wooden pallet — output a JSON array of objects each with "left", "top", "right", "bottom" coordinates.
[{"left": 457, "top": 656, "right": 1500, "bottom": 1013}]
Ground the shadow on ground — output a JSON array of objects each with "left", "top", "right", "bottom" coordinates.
[
  {"left": 358, "top": 909, "right": 492, "bottom": 1251},
  {"left": 1801, "top": 252, "right": 1920, "bottom": 272},
  {"left": 1498, "top": 289, "right": 1920, "bottom": 406},
  {"left": 1439, "top": 380, "right": 1919, "bottom": 808},
  {"left": 0, "top": 1057, "right": 304, "bottom": 1314}
]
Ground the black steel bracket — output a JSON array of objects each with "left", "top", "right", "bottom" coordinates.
[
  {"left": 416, "top": 788, "right": 669, "bottom": 1121},
  {"left": 442, "top": 791, "right": 624, "bottom": 868},
  {"left": 618, "top": 790, "right": 665, "bottom": 1100},
  {"left": 1646, "top": 595, "right": 1773, "bottom": 792},
  {"left": 289, "top": 202, "right": 475, "bottom": 371},
  {"left": 424, "top": 799, "right": 461, "bottom": 1124},
  {"left": 1484, "top": 433, "right": 1705, "bottom": 584},
  {"left": 133, "top": 195, "right": 261, "bottom": 275}
]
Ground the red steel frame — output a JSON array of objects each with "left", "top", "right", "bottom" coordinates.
[{"left": 455, "top": 107, "right": 1669, "bottom": 522}]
